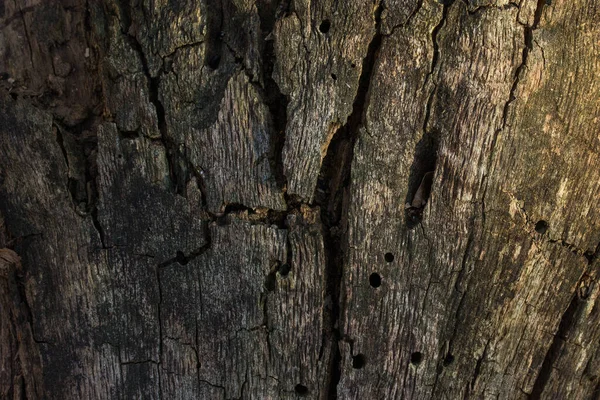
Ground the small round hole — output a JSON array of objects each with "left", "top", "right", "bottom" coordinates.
[
  {"left": 350, "top": 63, "right": 356, "bottom": 68},
  {"left": 176, "top": 251, "right": 188, "bottom": 265},
  {"left": 319, "top": 19, "right": 331, "bottom": 34},
  {"left": 279, "top": 263, "right": 291, "bottom": 276},
  {"left": 443, "top": 353, "right": 454, "bottom": 366},
  {"left": 331, "top": 73, "right": 337, "bottom": 81},
  {"left": 352, "top": 354, "right": 366, "bottom": 369},
  {"left": 384, "top": 252, "right": 394, "bottom": 262},
  {"left": 294, "top": 384, "right": 308, "bottom": 396},
  {"left": 535, "top": 220, "right": 548, "bottom": 234},
  {"left": 369, "top": 273, "right": 381, "bottom": 288},
  {"left": 411, "top": 352, "right": 423, "bottom": 365}
]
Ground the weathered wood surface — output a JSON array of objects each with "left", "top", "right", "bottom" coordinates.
[{"left": 1, "top": 0, "right": 599, "bottom": 399}]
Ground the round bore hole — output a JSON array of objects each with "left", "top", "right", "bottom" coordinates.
[
  {"left": 279, "top": 263, "right": 291, "bottom": 276},
  {"left": 369, "top": 273, "right": 381, "bottom": 288},
  {"left": 535, "top": 220, "right": 548, "bottom": 234},
  {"left": 352, "top": 354, "right": 366, "bottom": 369},
  {"left": 319, "top": 19, "right": 331, "bottom": 34},
  {"left": 410, "top": 352, "right": 423, "bottom": 365},
  {"left": 331, "top": 73, "right": 337, "bottom": 81},
  {"left": 384, "top": 252, "right": 394, "bottom": 262},
  {"left": 351, "top": 62, "right": 356, "bottom": 68},
  {"left": 443, "top": 353, "right": 455, "bottom": 366},
  {"left": 295, "top": 384, "right": 309, "bottom": 396}
]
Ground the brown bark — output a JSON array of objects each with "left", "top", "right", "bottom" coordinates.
[{"left": 1, "top": 0, "right": 599, "bottom": 399}]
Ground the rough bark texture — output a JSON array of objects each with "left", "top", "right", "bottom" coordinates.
[{"left": 1, "top": 0, "right": 599, "bottom": 399}]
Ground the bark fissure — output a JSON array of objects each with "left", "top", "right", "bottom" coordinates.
[
  {"left": 264, "top": 47, "right": 289, "bottom": 196},
  {"left": 405, "top": 4, "right": 448, "bottom": 228},
  {"left": 119, "top": 9, "right": 185, "bottom": 197},
  {"left": 528, "top": 239, "right": 600, "bottom": 397},
  {"left": 529, "top": 290, "right": 579, "bottom": 398},
  {"left": 467, "top": 340, "right": 489, "bottom": 397},
  {"left": 91, "top": 209, "right": 107, "bottom": 248},
  {"left": 315, "top": 2, "right": 385, "bottom": 398},
  {"left": 480, "top": 0, "right": 546, "bottom": 236}
]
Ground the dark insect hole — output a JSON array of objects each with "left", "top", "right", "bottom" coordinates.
[
  {"left": 319, "top": 19, "right": 331, "bottom": 34},
  {"left": 535, "top": 220, "right": 548, "bottom": 234},
  {"left": 369, "top": 273, "right": 381, "bottom": 288}
]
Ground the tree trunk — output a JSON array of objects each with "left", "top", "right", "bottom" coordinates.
[{"left": 1, "top": 0, "right": 599, "bottom": 398}]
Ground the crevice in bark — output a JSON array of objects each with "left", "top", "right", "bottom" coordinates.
[
  {"left": 55, "top": 124, "right": 70, "bottom": 170},
  {"left": 255, "top": 1, "right": 290, "bottom": 196},
  {"left": 159, "top": 224, "right": 213, "bottom": 269},
  {"left": 501, "top": 0, "right": 545, "bottom": 128},
  {"left": 90, "top": 209, "right": 107, "bottom": 248},
  {"left": 424, "top": 2, "right": 449, "bottom": 87},
  {"left": 405, "top": 3, "right": 449, "bottom": 229},
  {"left": 205, "top": 0, "right": 224, "bottom": 70},
  {"left": 528, "top": 241, "right": 598, "bottom": 397},
  {"left": 467, "top": 340, "right": 488, "bottom": 396},
  {"left": 118, "top": 5, "right": 186, "bottom": 198},
  {"left": 146, "top": 70, "right": 181, "bottom": 196},
  {"left": 481, "top": 0, "right": 546, "bottom": 208},
  {"left": 54, "top": 116, "right": 105, "bottom": 247},
  {"left": 265, "top": 43, "right": 289, "bottom": 194},
  {"left": 434, "top": 227, "right": 474, "bottom": 394},
  {"left": 529, "top": 291, "right": 579, "bottom": 399},
  {"left": 314, "top": 2, "right": 385, "bottom": 398}
]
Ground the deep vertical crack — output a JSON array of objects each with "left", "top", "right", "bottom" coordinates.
[
  {"left": 314, "top": 2, "right": 385, "bottom": 398},
  {"left": 404, "top": 3, "right": 449, "bottom": 229},
  {"left": 529, "top": 291, "right": 579, "bottom": 399},
  {"left": 481, "top": 0, "right": 546, "bottom": 216},
  {"left": 528, "top": 241, "right": 599, "bottom": 398},
  {"left": 118, "top": 2, "right": 183, "bottom": 196},
  {"left": 257, "top": 1, "right": 290, "bottom": 195}
]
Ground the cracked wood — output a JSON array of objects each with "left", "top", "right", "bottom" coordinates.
[{"left": 1, "top": 0, "right": 600, "bottom": 399}]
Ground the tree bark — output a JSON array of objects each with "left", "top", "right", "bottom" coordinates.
[{"left": 1, "top": 0, "right": 599, "bottom": 399}]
